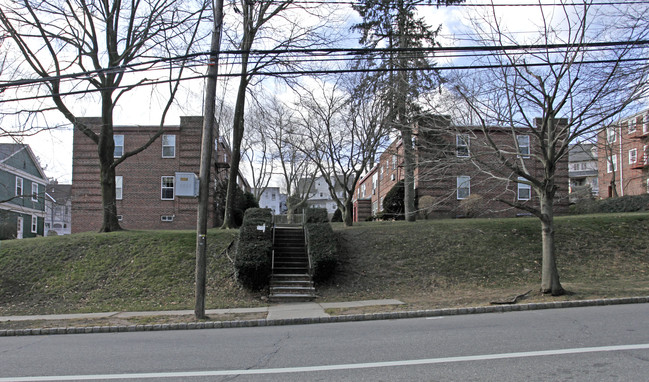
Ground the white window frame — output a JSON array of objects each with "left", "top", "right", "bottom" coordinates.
[
  {"left": 456, "top": 176, "right": 470, "bottom": 200},
  {"left": 392, "top": 154, "right": 397, "bottom": 170},
  {"left": 517, "top": 135, "right": 530, "bottom": 158},
  {"left": 114, "top": 134, "right": 124, "bottom": 158},
  {"left": 360, "top": 183, "right": 366, "bottom": 197},
  {"left": 162, "top": 134, "right": 176, "bottom": 158},
  {"left": 161, "top": 176, "right": 175, "bottom": 200},
  {"left": 517, "top": 177, "right": 531, "bottom": 201},
  {"left": 629, "top": 148, "right": 638, "bottom": 164},
  {"left": 161, "top": 215, "right": 174, "bottom": 222},
  {"left": 628, "top": 119, "right": 636, "bottom": 134},
  {"left": 607, "top": 155, "right": 617, "bottom": 173},
  {"left": 607, "top": 127, "right": 616, "bottom": 143},
  {"left": 15, "top": 177, "right": 23, "bottom": 197},
  {"left": 31, "top": 215, "right": 38, "bottom": 233},
  {"left": 644, "top": 114, "right": 649, "bottom": 134},
  {"left": 116, "top": 176, "right": 123, "bottom": 200},
  {"left": 456, "top": 134, "right": 470, "bottom": 157},
  {"left": 31, "top": 183, "right": 38, "bottom": 202}
]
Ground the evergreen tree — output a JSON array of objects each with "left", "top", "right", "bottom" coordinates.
[{"left": 352, "top": 0, "right": 464, "bottom": 222}]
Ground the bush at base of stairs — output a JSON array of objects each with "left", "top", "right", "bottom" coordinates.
[
  {"left": 305, "top": 208, "right": 329, "bottom": 223},
  {"left": 305, "top": 223, "right": 337, "bottom": 283},
  {"left": 235, "top": 208, "right": 273, "bottom": 290}
]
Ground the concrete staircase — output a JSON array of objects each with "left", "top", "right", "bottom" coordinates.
[{"left": 269, "top": 226, "right": 316, "bottom": 303}]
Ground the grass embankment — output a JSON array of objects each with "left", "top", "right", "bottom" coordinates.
[
  {"left": 1, "top": 213, "right": 648, "bottom": 324},
  {"left": 0, "top": 229, "right": 264, "bottom": 316},
  {"left": 320, "top": 213, "right": 649, "bottom": 313}
]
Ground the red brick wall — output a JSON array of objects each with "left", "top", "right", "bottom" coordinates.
[
  {"left": 71, "top": 116, "right": 215, "bottom": 232},
  {"left": 598, "top": 114, "right": 649, "bottom": 198},
  {"left": 353, "top": 120, "right": 570, "bottom": 219}
]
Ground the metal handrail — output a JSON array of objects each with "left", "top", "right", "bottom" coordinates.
[
  {"left": 304, "top": 224, "right": 313, "bottom": 275},
  {"left": 271, "top": 223, "right": 276, "bottom": 271}
]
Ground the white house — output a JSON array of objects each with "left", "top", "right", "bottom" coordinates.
[{"left": 255, "top": 186, "right": 284, "bottom": 214}]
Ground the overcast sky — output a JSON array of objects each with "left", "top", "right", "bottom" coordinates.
[{"left": 0, "top": 0, "right": 623, "bottom": 184}]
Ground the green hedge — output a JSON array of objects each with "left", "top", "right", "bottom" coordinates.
[
  {"left": 305, "top": 208, "right": 329, "bottom": 223},
  {"left": 235, "top": 208, "right": 273, "bottom": 290},
  {"left": 570, "top": 194, "right": 649, "bottom": 214},
  {"left": 305, "top": 223, "right": 337, "bottom": 283}
]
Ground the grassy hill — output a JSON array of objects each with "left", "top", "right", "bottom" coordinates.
[{"left": 1, "top": 213, "right": 648, "bottom": 317}]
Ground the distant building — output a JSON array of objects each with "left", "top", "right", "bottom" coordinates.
[
  {"left": 568, "top": 143, "right": 599, "bottom": 201},
  {"left": 71, "top": 117, "right": 249, "bottom": 232},
  {"left": 353, "top": 117, "right": 570, "bottom": 221},
  {"left": 0, "top": 143, "right": 48, "bottom": 239},
  {"left": 297, "top": 175, "right": 347, "bottom": 217},
  {"left": 45, "top": 183, "right": 72, "bottom": 236},
  {"left": 597, "top": 110, "right": 649, "bottom": 198},
  {"left": 254, "top": 186, "right": 284, "bottom": 214}
]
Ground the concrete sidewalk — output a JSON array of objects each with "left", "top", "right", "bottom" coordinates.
[{"left": 0, "top": 299, "right": 405, "bottom": 322}]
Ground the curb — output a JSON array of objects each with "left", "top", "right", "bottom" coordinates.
[{"left": 2, "top": 296, "right": 648, "bottom": 337}]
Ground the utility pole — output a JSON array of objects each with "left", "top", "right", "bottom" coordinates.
[{"left": 195, "top": 0, "right": 224, "bottom": 320}]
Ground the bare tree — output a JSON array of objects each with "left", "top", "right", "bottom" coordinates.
[
  {"left": 242, "top": 99, "right": 277, "bottom": 201},
  {"left": 450, "top": 3, "right": 648, "bottom": 295},
  {"left": 261, "top": 96, "right": 316, "bottom": 222},
  {"left": 293, "top": 74, "right": 390, "bottom": 226},
  {"left": 220, "top": 0, "right": 343, "bottom": 228},
  {"left": 0, "top": 0, "right": 208, "bottom": 232}
]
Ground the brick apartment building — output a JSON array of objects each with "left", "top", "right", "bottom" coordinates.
[
  {"left": 353, "top": 117, "right": 570, "bottom": 221},
  {"left": 598, "top": 109, "right": 649, "bottom": 198},
  {"left": 71, "top": 116, "right": 248, "bottom": 232}
]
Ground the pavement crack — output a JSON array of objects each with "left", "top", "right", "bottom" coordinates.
[{"left": 218, "top": 331, "right": 292, "bottom": 382}]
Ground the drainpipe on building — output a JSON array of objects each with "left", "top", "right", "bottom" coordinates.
[{"left": 619, "top": 128, "right": 624, "bottom": 196}]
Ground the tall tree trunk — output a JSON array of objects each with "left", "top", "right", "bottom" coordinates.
[
  {"left": 221, "top": 77, "right": 247, "bottom": 228},
  {"left": 344, "top": 199, "right": 353, "bottom": 226},
  {"left": 401, "top": 127, "right": 416, "bottom": 222},
  {"left": 98, "top": 93, "right": 121, "bottom": 233},
  {"left": 539, "top": 192, "right": 564, "bottom": 295}
]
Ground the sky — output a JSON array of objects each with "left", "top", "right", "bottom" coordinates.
[{"left": 0, "top": 0, "right": 630, "bottom": 185}]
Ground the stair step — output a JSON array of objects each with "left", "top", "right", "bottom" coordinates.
[
  {"left": 268, "top": 294, "right": 316, "bottom": 303},
  {"left": 270, "top": 286, "right": 316, "bottom": 293}
]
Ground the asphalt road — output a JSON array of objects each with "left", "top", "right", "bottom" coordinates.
[{"left": 1, "top": 303, "right": 648, "bottom": 381}]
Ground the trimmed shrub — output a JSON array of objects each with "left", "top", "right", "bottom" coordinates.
[
  {"left": 458, "top": 194, "right": 484, "bottom": 218},
  {"left": 331, "top": 208, "right": 343, "bottom": 222},
  {"left": 235, "top": 208, "right": 273, "bottom": 290},
  {"left": 305, "top": 207, "right": 329, "bottom": 223},
  {"left": 305, "top": 223, "right": 337, "bottom": 283},
  {"left": 382, "top": 181, "right": 405, "bottom": 220},
  {"left": 570, "top": 194, "right": 649, "bottom": 214}
]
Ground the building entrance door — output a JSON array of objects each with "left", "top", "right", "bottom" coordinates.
[{"left": 17, "top": 216, "right": 23, "bottom": 239}]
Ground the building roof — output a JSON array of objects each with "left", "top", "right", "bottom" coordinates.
[
  {"left": 0, "top": 143, "right": 48, "bottom": 180},
  {"left": 46, "top": 183, "right": 72, "bottom": 203},
  {"left": 569, "top": 143, "right": 597, "bottom": 162}
]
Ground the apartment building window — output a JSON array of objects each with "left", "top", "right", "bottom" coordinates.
[
  {"left": 31, "top": 183, "right": 38, "bottom": 202},
  {"left": 644, "top": 145, "right": 648, "bottom": 164},
  {"left": 15, "top": 177, "right": 23, "bottom": 196},
  {"left": 116, "top": 176, "right": 123, "bottom": 200},
  {"left": 607, "top": 127, "right": 616, "bottom": 143},
  {"left": 629, "top": 148, "right": 638, "bottom": 164},
  {"left": 161, "top": 215, "right": 174, "bottom": 222},
  {"left": 360, "top": 184, "right": 366, "bottom": 197},
  {"left": 647, "top": 178, "right": 649, "bottom": 194},
  {"left": 607, "top": 155, "right": 617, "bottom": 173},
  {"left": 114, "top": 134, "right": 124, "bottom": 157},
  {"left": 517, "top": 135, "right": 530, "bottom": 158},
  {"left": 161, "top": 176, "right": 175, "bottom": 200},
  {"left": 644, "top": 114, "right": 649, "bottom": 134},
  {"left": 456, "top": 134, "right": 470, "bottom": 157},
  {"left": 628, "top": 120, "right": 636, "bottom": 134},
  {"left": 392, "top": 154, "right": 397, "bottom": 170},
  {"left": 31, "top": 215, "right": 38, "bottom": 233},
  {"left": 517, "top": 177, "right": 531, "bottom": 201},
  {"left": 162, "top": 134, "right": 176, "bottom": 158},
  {"left": 372, "top": 173, "right": 378, "bottom": 194},
  {"left": 456, "top": 176, "right": 470, "bottom": 199}
]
